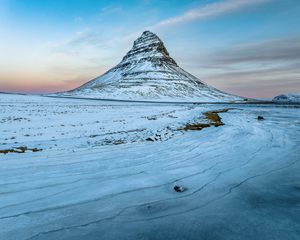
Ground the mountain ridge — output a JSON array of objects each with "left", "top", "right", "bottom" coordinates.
[
  {"left": 59, "top": 31, "right": 244, "bottom": 102},
  {"left": 273, "top": 92, "right": 300, "bottom": 103}
]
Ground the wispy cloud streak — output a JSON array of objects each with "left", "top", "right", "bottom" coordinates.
[
  {"left": 156, "top": 0, "right": 270, "bottom": 28},
  {"left": 208, "top": 37, "right": 300, "bottom": 64},
  {"left": 184, "top": 36, "right": 300, "bottom": 98}
]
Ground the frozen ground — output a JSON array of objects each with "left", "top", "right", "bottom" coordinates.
[{"left": 0, "top": 93, "right": 300, "bottom": 240}]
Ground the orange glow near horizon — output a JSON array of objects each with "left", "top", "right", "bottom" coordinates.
[{"left": 0, "top": 74, "right": 90, "bottom": 94}]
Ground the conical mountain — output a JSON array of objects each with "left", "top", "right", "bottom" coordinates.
[{"left": 62, "top": 31, "right": 242, "bottom": 102}]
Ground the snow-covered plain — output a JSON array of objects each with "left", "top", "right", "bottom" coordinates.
[{"left": 1, "top": 93, "right": 300, "bottom": 240}]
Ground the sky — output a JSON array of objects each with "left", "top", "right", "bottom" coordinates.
[{"left": 0, "top": 0, "right": 299, "bottom": 98}]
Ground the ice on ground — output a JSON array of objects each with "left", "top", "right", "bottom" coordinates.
[
  {"left": 0, "top": 93, "right": 216, "bottom": 152},
  {"left": 0, "top": 93, "right": 300, "bottom": 240}
]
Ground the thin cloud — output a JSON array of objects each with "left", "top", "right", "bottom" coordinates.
[
  {"left": 178, "top": 36, "right": 300, "bottom": 69},
  {"left": 51, "top": 0, "right": 272, "bottom": 58},
  {"left": 156, "top": 0, "right": 270, "bottom": 28},
  {"left": 178, "top": 36, "right": 300, "bottom": 98},
  {"left": 208, "top": 37, "right": 300, "bottom": 64},
  {"left": 74, "top": 16, "right": 83, "bottom": 22},
  {"left": 99, "top": 5, "right": 123, "bottom": 16},
  {"left": 66, "top": 32, "right": 105, "bottom": 47},
  {"left": 49, "top": 31, "right": 109, "bottom": 56},
  {"left": 207, "top": 66, "right": 300, "bottom": 98}
]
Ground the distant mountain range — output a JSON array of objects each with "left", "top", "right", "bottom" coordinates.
[
  {"left": 58, "top": 31, "right": 244, "bottom": 102},
  {"left": 273, "top": 92, "right": 300, "bottom": 103}
]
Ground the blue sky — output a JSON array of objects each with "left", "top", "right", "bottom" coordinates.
[{"left": 0, "top": 0, "right": 299, "bottom": 98}]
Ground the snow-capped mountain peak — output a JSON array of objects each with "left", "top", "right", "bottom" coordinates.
[
  {"left": 120, "top": 30, "right": 178, "bottom": 67},
  {"left": 61, "top": 31, "right": 243, "bottom": 102},
  {"left": 273, "top": 92, "right": 300, "bottom": 103}
]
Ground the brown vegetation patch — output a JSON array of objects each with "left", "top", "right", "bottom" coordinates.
[
  {"left": 0, "top": 146, "right": 42, "bottom": 154},
  {"left": 103, "top": 139, "right": 125, "bottom": 145},
  {"left": 204, "top": 108, "right": 232, "bottom": 127},
  {"left": 179, "top": 108, "right": 232, "bottom": 131},
  {"left": 179, "top": 123, "right": 211, "bottom": 131}
]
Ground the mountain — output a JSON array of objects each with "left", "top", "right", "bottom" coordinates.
[
  {"left": 273, "top": 92, "right": 300, "bottom": 103},
  {"left": 60, "top": 31, "right": 244, "bottom": 102}
]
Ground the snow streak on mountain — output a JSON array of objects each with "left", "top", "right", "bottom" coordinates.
[{"left": 61, "top": 31, "right": 243, "bottom": 102}]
